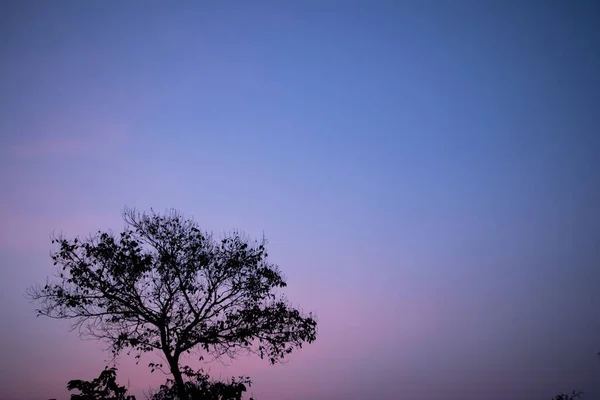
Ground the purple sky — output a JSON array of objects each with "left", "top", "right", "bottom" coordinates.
[{"left": 1, "top": 1, "right": 600, "bottom": 399}]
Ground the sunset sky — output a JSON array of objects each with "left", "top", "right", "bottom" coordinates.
[{"left": 1, "top": 1, "right": 599, "bottom": 399}]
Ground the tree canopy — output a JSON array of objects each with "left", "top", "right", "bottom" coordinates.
[{"left": 29, "top": 208, "right": 317, "bottom": 400}]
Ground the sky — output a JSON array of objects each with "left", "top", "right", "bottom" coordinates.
[{"left": 1, "top": 1, "right": 599, "bottom": 399}]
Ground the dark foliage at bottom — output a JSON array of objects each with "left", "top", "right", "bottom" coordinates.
[
  {"left": 67, "top": 367, "right": 135, "bottom": 400},
  {"left": 67, "top": 366, "right": 255, "bottom": 400},
  {"left": 150, "top": 366, "right": 253, "bottom": 400}
]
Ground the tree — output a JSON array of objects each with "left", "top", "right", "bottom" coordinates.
[
  {"left": 67, "top": 367, "right": 135, "bottom": 400},
  {"left": 552, "top": 391, "right": 583, "bottom": 400},
  {"left": 28, "top": 208, "right": 317, "bottom": 400}
]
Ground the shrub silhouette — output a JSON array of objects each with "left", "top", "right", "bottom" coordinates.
[
  {"left": 552, "top": 391, "right": 583, "bottom": 400},
  {"left": 149, "top": 366, "right": 253, "bottom": 400},
  {"left": 67, "top": 367, "right": 135, "bottom": 400}
]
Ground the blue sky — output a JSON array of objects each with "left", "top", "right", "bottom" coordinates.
[{"left": 1, "top": 1, "right": 599, "bottom": 399}]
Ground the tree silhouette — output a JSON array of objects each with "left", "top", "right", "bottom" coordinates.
[
  {"left": 552, "top": 391, "right": 583, "bottom": 400},
  {"left": 67, "top": 367, "right": 135, "bottom": 400},
  {"left": 28, "top": 208, "right": 317, "bottom": 400}
]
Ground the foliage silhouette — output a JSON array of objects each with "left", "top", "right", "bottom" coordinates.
[
  {"left": 28, "top": 208, "right": 317, "bottom": 400},
  {"left": 149, "top": 366, "right": 253, "bottom": 400},
  {"left": 67, "top": 367, "right": 135, "bottom": 400},
  {"left": 552, "top": 390, "right": 583, "bottom": 400}
]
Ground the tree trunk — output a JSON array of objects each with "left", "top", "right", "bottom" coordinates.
[
  {"left": 169, "top": 356, "right": 188, "bottom": 400},
  {"left": 160, "top": 327, "right": 188, "bottom": 400}
]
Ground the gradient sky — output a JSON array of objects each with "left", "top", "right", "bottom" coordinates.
[{"left": 1, "top": 1, "right": 600, "bottom": 399}]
